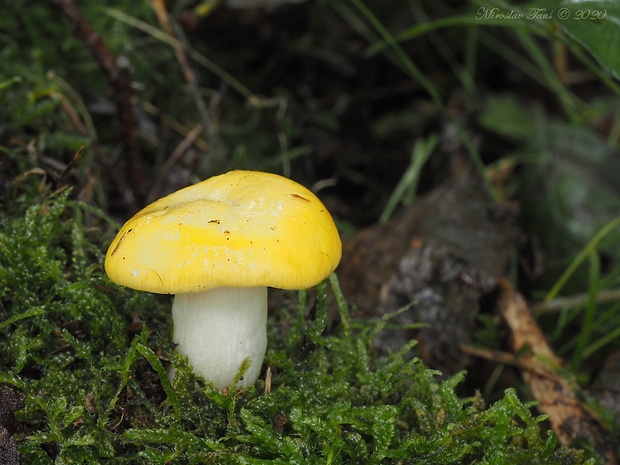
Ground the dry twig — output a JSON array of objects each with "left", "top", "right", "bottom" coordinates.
[
  {"left": 50, "top": 0, "right": 145, "bottom": 206},
  {"left": 532, "top": 288, "right": 620, "bottom": 315},
  {"left": 150, "top": 0, "right": 212, "bottom": 135},
  {"left": 497, "top": 279, "right": 616, "bottom": 463},
  {"left": 147, "top": 123, "right": 205, "bottom": 202}
]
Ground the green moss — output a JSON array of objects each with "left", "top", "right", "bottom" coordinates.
[{"left": 0, "top": 189, "right": 596, "bottom": 464}]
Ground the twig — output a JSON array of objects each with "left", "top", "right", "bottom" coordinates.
[
  {"left": 50, "top": 0, "right": 145, "bottom": 206},
  {"left": 147, "top": 123, "right": 204, "bottom": 202},
  {"left": 141, "top": 101, "right": 208, "bottom": 151},
  {"left": 47, "top": 71, "right": 97, "bottom": 139},
  {"left": 460, "top": 344, "right": 557, "bottom": 378},
  {"left": 497, "top": 279, "right": 616, "bottom": 464},
  {"left": 59, "top": 146, "right": 85, "bottom": 181},
  {"left": 104, "top": 9, "right": 287, "bottom": 110},
  {"left": 150, "top": 0, "right": 212, "bottom": 137},
  {"left": 532, "top": 288, "right": 620, "bottom": 315},
  {"left": 105, "top": 6, "right": 294, "bottom": 174}
]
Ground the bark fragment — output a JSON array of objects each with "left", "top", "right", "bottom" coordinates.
[
  {"left": 338, "top": 168, "right": 517, "bottom": 374},
  {"left": 0, "top": 389, "right": 25, "bottom": 465}
]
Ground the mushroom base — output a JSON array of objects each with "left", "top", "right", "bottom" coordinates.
[{"left": 171, "top": 286, "right": 268, "bottom": 390}]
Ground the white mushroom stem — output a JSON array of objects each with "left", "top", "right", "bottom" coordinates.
[{"left": 171, "top": 286, "right": 268, "bottom": 390}]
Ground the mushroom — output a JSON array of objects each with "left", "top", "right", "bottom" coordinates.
[{"left": 104, "top": 170, "right": 342, "bottom": 390}]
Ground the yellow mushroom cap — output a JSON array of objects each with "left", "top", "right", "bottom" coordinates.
[{"left": 104, "top": 170, "right": 342, "bottom": 294}]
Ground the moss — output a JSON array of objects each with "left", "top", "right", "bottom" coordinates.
[{"left": 0, "top": 188, "right": 596, "bottom": 464}]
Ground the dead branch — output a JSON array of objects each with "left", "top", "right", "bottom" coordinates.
[
  {"left": 497, "top": 279, "right": 617, "bottom": 464},
  {"left": 461, "top": 344, "right": 557, "bottom": 378},
  {"left": 50, "top": 0, "right": 145, "bottom": 206},
  {"left": 151, "top": 0, "right": 212, "bottom": 135},
  {"left": 147, "top": 123, "right": 204, "bottom": 203},
  {"left": 532, "top": 288, "right": 620, "bottom": 315}
]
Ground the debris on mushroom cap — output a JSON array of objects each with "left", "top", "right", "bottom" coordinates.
[{"left": 104, "top": 170, "right": 342, "bottom": 294}]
